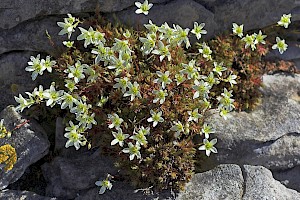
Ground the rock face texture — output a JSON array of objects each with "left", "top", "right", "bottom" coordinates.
[
  {"left": 41, "top": 149, "right": 118, "bottom": 199},
  {"left": 206, "top": 74, "right": 300, "bottom": 191},
  {"left": 0, "top": 106, "right": 50, "bottom": 189},
  {"left": 1, "top": 1, "right": 300, "bottom": 199},
  {"left": 0, "top": 190, "right": 56, "bottom": 200},
  {"left": 177, "top": 164, "right": 244, "bottom": 200},
  {"left": 178, "top": 164, "right": 300, "bottom": 200}
]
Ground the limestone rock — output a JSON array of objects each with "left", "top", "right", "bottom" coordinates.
[
  {"left": 206, "top": 74, "right": 300, "bottom": 171},
  {"left": 273, "top": 165, "right": 300, "bottom": 193},
  {"left": 0, "top": 106, "right": 50, "bottom": 189},
  {"left": 0, "top": 51, "right": 50, "bottom": 111},
  {"left": 242, "top": 165, "right": 300, "bottom": 200},
  {"left": 105, "top": 0, "right": 217, "bottom": 39},
  {"left": 41, "top": 149, "right": 118, "bottom": 199},
  {"left": 177, "top": 164, "right": 244, "bottom": 200},
  {"left": 0, "top": 0, "right": 169, "bottom": 30},
  {"left": 0, "top": 190, "right": 56, "bottom": 200}
]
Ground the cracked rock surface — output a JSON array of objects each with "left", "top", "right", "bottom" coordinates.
[
  {"left": 178, "top": 164, "right": 300, "bottom": 200},
  {"left": 0, "top": 106, "right": 50, "bottom": 190},
  {"left": 206, "top": 74, "right": 300, "bottom": 192}
]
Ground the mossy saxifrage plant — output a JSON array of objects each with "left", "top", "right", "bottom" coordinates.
[{"left": 14, "top": 0, "right": 292, "bottom": 194}]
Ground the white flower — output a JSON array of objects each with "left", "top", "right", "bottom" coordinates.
[
  {"left": 191, "top": 22, "right": 207, "bottom": 40},
  {"left": 97, "top": 96, "right": 108, "bottom": 107},
  {"left": 203, "top": 72, "right": 220, "bottom": 86},
  {"left": 173, "top": 24, "right": 191, "bottom": 48},
  {"left": 213, "top": 62, "right": 227, "bottom": 76},
  {"left": 64, "top": 79, "right": 78, "bottom": 92},
  {"left": 136, "top": 126, "right": 150, "bottom": 136},
  {"left": 65, "top": 61, "right": 88, "bottom": 83},
  {"left": 192, "top": 80, "right": 211, "bottom": 99},
  {"left": 63, "top": 41, "right": 74, "bottom": 48},
  {"left": 60, "top": 92, "right": 78, "bottom": 109},
  {"left": 57, "top": 13, "right": 78, "bottom": 39},
  {"left": 180, "top": 59, "right": 197, "bottom": 80},
  {"left": 122, "top": 142, "right": 142, "bottom": 160},
  {"left": 43, "top": 84, "right": 64, "bottom": 107},
  {"left": 152, "top": 41, "right": 171, "bottom": 62},
  {"left": 272, "top": 37, "right": 288, "bottom": 54},
  {"left": 198, "top": 138, "right": 218, "bottom": 156},
  {"left": 201, "top": 123, "right": 215, "bottom": 139},
  {"left": 111, "top": 128, "right": 129, "bottom": 147},
  {"left": 123, "top": 82, "right": 142, "bottom": 101},
  {"left": 25, "top": 54, "right": 46, "bottom": 80},
  {"left": 95, "top": 179, "right": 113, "bottom": 194},
  {"left": 187, "top": 108, "right": 202, "bottom": 122},
  {"left": 175, "top": 73, "right": 186, "bottom": 85},
  {"left": 14, "top": 94, "right": 31, "bottom": 112},
  {"left": 254, "top": 30, "right": 267, "bottom": 44},
  {"left": 135, "top": 0, "right": 153, "bottom": 15},
  {"left": 226, "top": 73, "right": 237, "bottom": 87},
  {"left": 277, "top": 14, "right": 292, "bottom": 28},
  {"left": 107, "top": 113, "right": 124, "bottom": 129},
  {"left": 198, "top": 42, "right": 212, "bottom": 60},
  {"left": 64, "top": 121, "right": 87, "bottom": 150},
  {"left": 170, "top": 121, "right": 184, "bottom": 138},
  {"left": 153, "top": 71, "right": 172, "bottom": 89},
  {"left": 219, "top": 107, "right": 230, "bottom": 120},
  {"left": 113, "top": 77, "right": 129, "bottom": 93},
  {"left": 130, "top": 129, "right": 148, "bottom": 146},
  {"left": 232, "top": 23, "right": 244, "bottom": 38},
  {"left": 242, "top": 34, "right": 258, "bottom": 51},
  {"left": 153, "top": 89, "right": 168, "bottom": 104},
  {"left": 147, "top": 110, "right": 164, "bottom": 127}
]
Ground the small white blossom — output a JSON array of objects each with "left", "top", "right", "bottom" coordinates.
[
  {"left": 198, "top": 138, "right": 218, "bottom": 156},
  {"left": 43, "top": 84, "right": 64, "bottom": 107},
  {"left": 201, "top": 123, "right": 215, "bottom": 139},
  {"left": 277, "top": 14, "right": 292, "bottom": 28},
  {"left": 57, "top": 13, "right": 79, "bottom": 39},
  {"left": 107, "top": 113, "right": 124, "bottom": 129},
  {"left": 198, "top": 43, "right": 212, "bottom": 60},
  {"left": 192, "top": 80, "right": 211, "bottom": 99},
  {"left": 147, "top": 110, "right": 164, "bottom": 127},
  {"left": 191, "top": 22, "right": 207, "bottom": 40},
  {"left": 122, "top": 142, "right": 142, "bottom": 160},
  {"left": 135, "top": 0, "right": 153, "bottom": 15},
  {"left": 95, "top": 179, "right": 113, "bottom": 194},
  {"left": 111, "top": 128, "right": 129, "bottom": 147},
  {"left": 254, "top": 30, "right": 267, "bottom": 45},
  {"left": 153, "top": 71, "right": 172, "bottom": 89},
  {"left": 187, "top": 108, "right": 202, "bottom": 122},
  {"left": 170, "top": 121, "right": 184, "bottom": 138},
  {"left": 123, "top": 82, "right": 142, "bottom": 101},
  {"left": 272, "top": 37, "right": 288, "bottom": 54},
  {"left": 113, "top": 77, "right": 129, "bottom": 93},
  {"left": 152, "top": 41, "right": 171, "bottom": 62},
  {"left": 213, "top": 62, "right": 227, "bottom": 76},
  {"left": 153, "top": 89, "right": 168, "bottom": 104},
  {"left": 232, "top": 23, "right": 244, "bottom": 38},
  {"left": 242, "top": 34, "right": 258, "bottom": 51}
]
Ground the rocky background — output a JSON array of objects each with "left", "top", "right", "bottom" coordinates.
[{"left": 0, "top": 0, "right": 300, "bottom": 199}]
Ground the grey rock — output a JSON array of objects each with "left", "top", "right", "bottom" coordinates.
[
  {"left": 105, "top": 0, "right": 217, "bottom": 39},
  {"left": 242, "top": 165, "right": 300, "bottom": 200},
  {"left": 177, "top": 164, "right": 244, "bottom": 200},
  {"left": 273, "top": 165, "right": 300, "bottom": 192},
  {"left": 0, "top": 189, "right": 56, "bottom": 200},
  {"left": 75, "top": 181, "right": 174, "bottom": 200},
  {"left": 54, "top": 117, "right": 65, "bottom": 153},
  {"left": 0, "top": 106, "right": 50, "bottom": 189},
  {"left": 213, "top": 0, "right": 296, "bottom": 33},
  {"left": 41, "top": 149, "right": 118, "bottom": 199},
  {"left": 0, "top": 51, "right": 50, "bottom": 111},
  {"left": 0, "top": 16, "right": 64, "bottom": 55},
  {"left": 0, "top": 0, "right": 169, "bottom": 30},
  {"left": 206, "top": 74, "right": 300, "bottom": 170}
]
